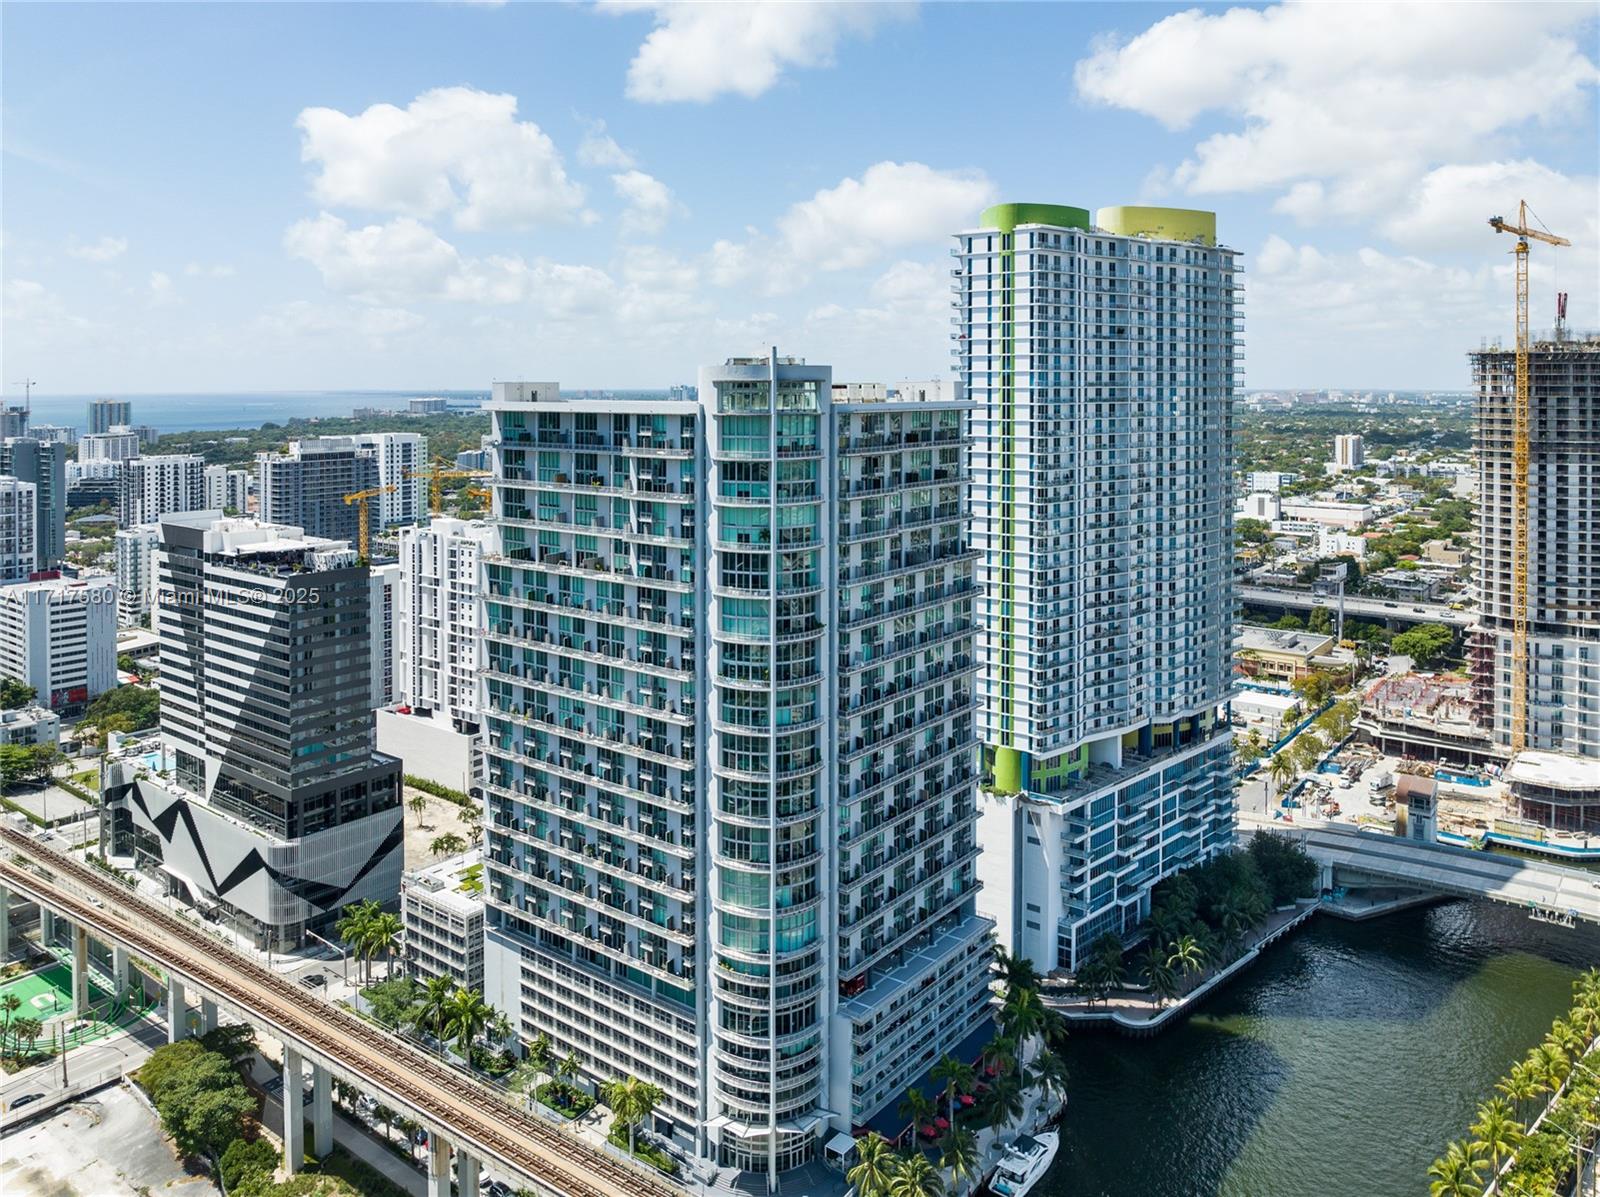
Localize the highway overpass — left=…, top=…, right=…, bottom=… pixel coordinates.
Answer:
left=1240, top=818, right=1600, bottom=925
left=0, top=828, right=684, bottom=1197
left=1238, top=586, right=1473, bottom=629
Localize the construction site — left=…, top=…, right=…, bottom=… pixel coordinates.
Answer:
left=1357, top=673, right=1501, bottom=768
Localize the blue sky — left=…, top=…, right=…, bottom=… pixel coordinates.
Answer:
left=4, top=1, right=1596, bottom=394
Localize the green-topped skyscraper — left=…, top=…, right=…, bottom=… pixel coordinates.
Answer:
left=956, top=203, right=1240, bottom=971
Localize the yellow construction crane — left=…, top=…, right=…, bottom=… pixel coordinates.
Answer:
left=404, top=459, right=491, bottom=514
left=1488, top=200, right=1570, bottom=754
left=342, top=485, right=395, bottom=560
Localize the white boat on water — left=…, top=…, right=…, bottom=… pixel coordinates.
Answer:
left=988, top=1131, right=1060, bottom=1197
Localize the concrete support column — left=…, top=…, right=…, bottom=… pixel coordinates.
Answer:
left=282, top=1047, right=305, bottom=1175
left=457, top=1149, right=480, bottom=1196
left=112, top=946, right=132, bottom=995
left=426, top=1132, right=451, bottom=1197
left=0, top=883, right=10, bottom=958
left=200, top=997, right=218, bottom=1036
left=311, top=1063, right=334, bottom=1159
left=71, top=925, right=90, bottom=1018
left=166, top=976, right=186, bottom=1044
left=41, top=907, right=56, bottom=946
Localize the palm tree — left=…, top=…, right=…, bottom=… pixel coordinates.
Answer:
left=601, top=1075, right=664, bottom=1156
left=1496, top=1062, right=1540, bottom=1124
left=408, top=793, right=428, bottom=827
left=1211, top=900, right=1248, bottom=961
left=490, top=1010, right=514, bottom=1050
left=847, top=1133, right=899, bottom=1197
left=981, top=1074, right=1025, bottom=1134
left=524, top=1032, right=553, bottom=1105
left=367, top=911, right=402, bottom=980
left=558, top=1050, right=582, bottom=1098
left=993, top=945, right=1039, bottom=992
left=1028, top=1052, right=1070, bottom=1109
left=1167, top=934, right=1206, bottom=985
left=938, top=1128, right=981, bottom=1197
left=0, top=993, right=20, bottom=1052
left=1426, top=1139, right=1485, bottom=1197
left=1469, top=1096, right=1522, bottom=1179
left=1267, top=752, right=1296, bottom=806
left=1139, top=944, right=1180, bottom=1007
left=999, top=986, right=1047, bottom=1057
left=1530, top=1041, right=1569, bottom=1093
left=444, top=986, right=493, bottom=1058
left=930, top=1055, right=975, bottom=1126
left=12, top=1016, right=41, bottom=1056
left=889, top=1150, right=945, bottom=1197
left=335, top=900, right=382, bottom=984
left=898, top=1087, right=935, bottom=1137
left=978, top=1035, right=1016, bottom=1079
left=373, top=1103, right=398, bottom=1147
left=430, top=832, right=467, bottom=859
left=416, top=974, right=454, bottom=1042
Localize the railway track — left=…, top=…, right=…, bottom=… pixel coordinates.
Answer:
left=0, top=828, right=683, bottom=1197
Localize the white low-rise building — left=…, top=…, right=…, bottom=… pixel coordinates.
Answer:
left=401, top=849, right=485, bottom=993
left=1279, top=499, right=1374, bottom=530
left=0, top=704, right=61, bottom=747
left=0, top=575, right=117, bottom=713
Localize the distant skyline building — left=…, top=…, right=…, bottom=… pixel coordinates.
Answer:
left=66, top=459, right=122, bottom=511
left=369, top=560, right=399, bottom=709
left=955, top=203, right=1239, bottom=971
left=1332, top=433, right=1365, bottom=473
left=395, top=516, right=492, bottom=732
left=479, top=366, right=992, bottom=1180
left=204, top=464, right=251, bottom=514
left=79, top=426, right=141, bottom=463
left=1470, top=333, right=1600, bottom=763
left=257, top=437, right=379, bottom=544
left=0, top=575, right=116, bottom=713
left=119, top=454, right=207, bottom=527
left=115, top=523, right=161, bottom=626
left=0, top=438, right=67, bottom=568
left=27, top=425, right=77, bottom=446
left=0, top=476, right=38, bottom=582
left=88, top=398, right=132, bottom=436
left=1, top=406, right=29, bottom=440
left=352, top=432, right=429, bottom=528
left=101, top=514, right=403, bottom=948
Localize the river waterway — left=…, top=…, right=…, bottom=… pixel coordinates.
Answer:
left=1048, top=900, right=1600, bottom=1197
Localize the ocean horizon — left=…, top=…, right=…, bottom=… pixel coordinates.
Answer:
left=14, top=390, right=492, bottom=434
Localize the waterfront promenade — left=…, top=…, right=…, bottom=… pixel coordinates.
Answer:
left=1040, top=901, right=1320, bottom=1034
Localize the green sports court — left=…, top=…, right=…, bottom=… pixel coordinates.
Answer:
left=0, top=957, right=155, bottom=1052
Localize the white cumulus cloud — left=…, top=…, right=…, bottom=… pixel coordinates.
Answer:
left=1074, top=2, right=1599, bottom=218
left=257, top=301, right=426, bottom=347
left=296, top=86, right=588, bottom=231
left=612, top=169, right=684, bottom=235
left=602, top=1, right=915, bottom=103
left=711, top=161, right=995, bottom=291
left=67, top=235, right=128, bottom=262
left=577, top=120, right=635, bottom=169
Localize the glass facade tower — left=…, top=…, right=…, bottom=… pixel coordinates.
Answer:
left=480, top=364, right=992, bottom=1185
left=957, top=204, right=1240, bottom=972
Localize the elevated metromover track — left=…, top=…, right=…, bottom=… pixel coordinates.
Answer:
left=0, top=827, right=683, bottom=1197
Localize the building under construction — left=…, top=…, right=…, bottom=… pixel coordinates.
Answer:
left=1469, top=330, right=1600, bottom=759
left=1359, top=673, right=1499, bottom=767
